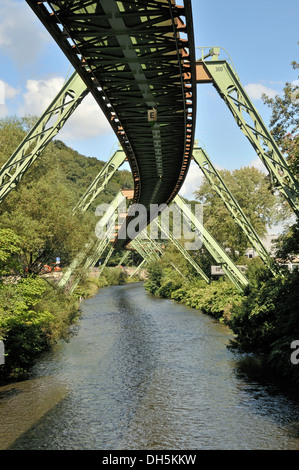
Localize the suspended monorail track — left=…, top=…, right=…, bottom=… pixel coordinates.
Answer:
left=26, top=0, right=197, bottom=248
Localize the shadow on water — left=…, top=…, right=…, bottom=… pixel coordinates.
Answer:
left=1, top=283, right=299, bottom=450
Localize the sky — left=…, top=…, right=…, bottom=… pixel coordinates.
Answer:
left=0, top=0, right=298, bottom=204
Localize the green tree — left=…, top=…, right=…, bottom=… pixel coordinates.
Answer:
left=0, top=228, right=21, bottom=277
left=262, top=49, right=299, bottom=259
left=195, top=166, right=280, bottom=259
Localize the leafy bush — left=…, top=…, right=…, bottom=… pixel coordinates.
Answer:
left=0, top=277, right=78, bottom=375
left=228, top=270, right=299, bottom=383
left=144, top=261, right=163, bottom=295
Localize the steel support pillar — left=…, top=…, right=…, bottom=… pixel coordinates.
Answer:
left=193, top=145, right=280, bottom=276
left=174, top=194, right=249, bottom=292
left=98, top=245, right=114, bottom=276
left=196, top=48, right=299, bottom=215
left=139, top=228, right=187, bottom=280
left=117, top=251, right=131, bottom=268
left=154, top=217, right=210, bottom=283
left=0, top=71, right=88, bottom=204
left=69, top=237, right=111, bottom=294
left=73, top=148, right=126, bottom=213
left=129, top=259, right=147, bottom=278
left=59, top=190, right=126, bottom=291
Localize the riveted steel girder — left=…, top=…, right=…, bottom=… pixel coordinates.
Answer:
left=26, top=0, right=197, bottom=250
left=73, top=148, right=126, bottom=213
left=193, top=145, right=280, bottom=277
left=196, top=54, right=299, bottom=215
left=174, top=194, right=249, bottom=292
left=0, top=71, right=88, bottom=204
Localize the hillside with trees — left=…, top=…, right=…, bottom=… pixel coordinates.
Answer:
left=0, top=115, right=133, bottom=376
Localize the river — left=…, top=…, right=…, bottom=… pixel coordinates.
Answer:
left=0, top=283, right=299, bottom=450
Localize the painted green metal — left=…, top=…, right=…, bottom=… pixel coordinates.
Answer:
left=129, top=259, right=147, bottom=279
left=193, top=144, right=280, bottom=276
left=0, top=71, right=88, bottom=204
left=69, top=236, right=111, bottom=294
left=73, top=148, right=126, bottom=213
left=98, top=245, right=114, bottom=276
left=174, top=194, right=249, bottom=292
left=154, top=217, right=210, bottom=283
left=139, top=228, right=187, bottom=280
left=196, top=48, right=299, bottom=215
left=59, top=190, right=126, bottom=290
left=117, top=251, right=131, bottom=268
left=131, top=237, right=158, bottom=263
left=58, top=237, right=96, bottom=290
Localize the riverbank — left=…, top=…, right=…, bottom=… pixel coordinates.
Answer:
left=2, top=283, right=299, bottom=450
left=0, top=266, right=141, bottom=380
left=144, top=260, right=299, bottom=386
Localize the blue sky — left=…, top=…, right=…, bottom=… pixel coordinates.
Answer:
left=0, top=0, right=298, bottom=201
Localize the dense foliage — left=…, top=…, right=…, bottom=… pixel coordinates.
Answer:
left=144, top=54, right=299, bottom=384
left=0, top=116, right=133, bottom=272
left=195, top=166, right=281, bottom=260
left=0, top=116, right=134, bottom=377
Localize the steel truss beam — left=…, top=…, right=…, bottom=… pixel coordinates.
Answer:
left=73, top=147, right=126, bottom=213
left=74, top=148, right=211, bottom=281
left=98, top=245, right=115, bottom=276
left=154, top=217, right=210, bottom=284
left=137, top=228, right=187, bottom=280
left=59, top=190, right=126, bottom=291
left=129, top=259, right=147, bottom=279
left=26, top=0, right=197, bottom=251
left=117, top=251, right=131, bottom=268
left=193, top=145, right=280, bottom=276
left=69, top=236, right=111, bottom=294
left=0, top=72, right=88, bottom=204
left=196, top=48, right=299, bottom=215
left=174, top=194, right=249, bottom=292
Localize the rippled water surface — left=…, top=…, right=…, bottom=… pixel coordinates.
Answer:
left=1, top=283, right=299, bottom=450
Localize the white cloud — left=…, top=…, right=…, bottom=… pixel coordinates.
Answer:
left=180, top=160, right=203, bottom=200
left=249, top=156, right=267, bottom=173
left=20, top=76, right=111, bottom=141
left=0, top=80, right=19, bottom=116
left=0, top=0, right=49, bottom=65
left=245, top=83, right=278, bottom=101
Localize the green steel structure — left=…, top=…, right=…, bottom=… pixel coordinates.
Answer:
left=26, top=0, right=197, bottom=250
left=58, top=190, right=126, bottom=290
left=0, top=71, right=88, bottom=204
left=73, top=147, right=126, bottom=214
left=196, top=47, right=299, bottom=215
left=192, top=144, right=280, bottom=276
left=136, top=228, right=187, bottom=280
left=129, top=259, right=147, bottom=279
left=72, top=143, right=212, bottom=284
left=154, top=216, right=210, bottom=283
left=2, top=4, right=297, bottom=293
left=174, top=195, right=249, bottom=292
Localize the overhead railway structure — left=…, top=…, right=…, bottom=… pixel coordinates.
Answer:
left=0, top=3, right=298, bottom=291
left=26, top=0, right=197, bottom=249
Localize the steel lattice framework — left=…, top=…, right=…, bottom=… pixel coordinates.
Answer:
left=26, top=0, right=197, bottom=249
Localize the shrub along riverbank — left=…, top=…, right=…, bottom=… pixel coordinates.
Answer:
left=0, top=264, right=139, bottom=379
left=144, top=255, right=299, bottom=385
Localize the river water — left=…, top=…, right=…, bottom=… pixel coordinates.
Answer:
left=0, top=283, right=299, bottom=450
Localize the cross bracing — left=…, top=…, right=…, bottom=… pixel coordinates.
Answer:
left=26, top=0, right=197, bottom=249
